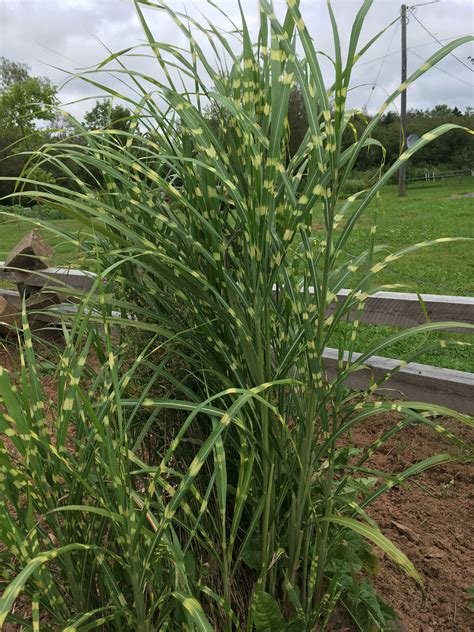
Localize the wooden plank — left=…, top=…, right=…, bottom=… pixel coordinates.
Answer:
left=326, top=289, right=474, bottom=333
left=271, top=285, right=474, bottom=333
left=0, top=289, right=20, bottom=301
left=1, top=267, right=471, bottom=331
left=323, top=347, right=474, bottom=415
left=13, top=268, right=96, bottom=291
left=0, top=261, right=96, bottom=291
left=0, top=288, right=62, bottom=308
left=0, top=292, right=120, bottom=327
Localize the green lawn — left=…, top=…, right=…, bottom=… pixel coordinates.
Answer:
left=345, top=176, right=474, bottom=296
left=0, top=216, right=84, bottom=266
left=1, top=176, right=473, bottom=370
left=332, top=176, right=474, bottom=372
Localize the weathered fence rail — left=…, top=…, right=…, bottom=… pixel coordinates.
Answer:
left=406, top=168, right=473, bottom=183
left=1, top=258, right=473, bottom=415
left=325, top=288, right=474, bottom=332
left=0, top=263, right=95, bottom=291
left=323, top=349, right=473, bottom=415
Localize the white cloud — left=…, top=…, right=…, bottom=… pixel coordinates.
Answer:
left=1, top=0, right=473, bottom=120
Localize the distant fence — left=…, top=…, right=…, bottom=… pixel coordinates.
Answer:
left=406, top=168, right=473, bottom=184
left=1, top=261, right=473, bottom=415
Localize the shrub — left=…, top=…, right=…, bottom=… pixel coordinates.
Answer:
left=0, top=203, right=67, bottom=220
left=341, top=177, right=365, bottom=196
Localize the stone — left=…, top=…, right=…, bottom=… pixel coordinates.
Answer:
left=424, top=546, right=446, bottom=559
left=5, top=230, right=54, bottom=272
left=2, top=289, right=62, bottom=311
left=0, top=296, right=21, bottom=336
left=391, top=520, right=420, bottom=543
left=0, top=289, right=64, bottom=331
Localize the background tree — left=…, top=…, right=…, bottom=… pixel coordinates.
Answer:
left=0, top=58, right=58, bottom=200
left=0, top=58, right=30, bottom=90
left=0, top=57, right=57, bottom=136
left=340, top=104, right=474, bottom=179
left=83, top=100, right=132, bottom=132
left=287, top=84, right=309, bottom=156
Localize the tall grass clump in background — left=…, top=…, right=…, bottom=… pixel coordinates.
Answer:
left=1, top=0, right=473, bottom=629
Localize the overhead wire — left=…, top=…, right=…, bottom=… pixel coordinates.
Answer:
left=360, top=4, right=472, bottom=112
left=356, top=33, right=472, bottom=68
left=364, top=19, right=400, bottom=110
left=408, top=0, right=441, bottom=7
left=409, top=49, right=473, bottom=87
left=408, top=7, right=474, bottom=73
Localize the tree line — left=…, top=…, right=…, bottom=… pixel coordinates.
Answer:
left=0, top=58, right=131, bottom=202
left=286, top=87, right=473, bottom=181
left=1, top=57, right=472, bottom=203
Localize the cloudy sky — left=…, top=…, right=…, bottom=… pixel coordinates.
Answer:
left=1, top=0, right=473, bottom=121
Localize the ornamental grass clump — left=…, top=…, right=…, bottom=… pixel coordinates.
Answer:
left=0, top=306, right=281, bottom=631
left=0, top=0, right=473, bottom=629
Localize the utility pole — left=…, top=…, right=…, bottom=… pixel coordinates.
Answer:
left=399, top=4, right=408, bottom=197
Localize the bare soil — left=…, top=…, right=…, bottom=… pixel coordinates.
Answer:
left=350, top=413, right=473, bottom=632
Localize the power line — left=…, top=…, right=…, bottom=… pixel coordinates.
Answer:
left=409, top=49, right=473, bottom=87
left=365, top=19, right=400, bottom=110
left=357, top=33, right=473, bottom=68
left=409, top=8, right=474, bottom=73
left=409, top=0, right=440, bottom=7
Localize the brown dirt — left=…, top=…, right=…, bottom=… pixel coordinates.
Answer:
left=349, top=413, right=473, bottom=632
left=0, top=342, right=472, bottom=631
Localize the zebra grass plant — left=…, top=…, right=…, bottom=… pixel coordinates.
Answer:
left=0, top=0, right=473, bottom=629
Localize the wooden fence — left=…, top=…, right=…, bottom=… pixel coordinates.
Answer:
left=1, top=261, right=473, bottom=415
left=406, top=168, right=473, bottom=183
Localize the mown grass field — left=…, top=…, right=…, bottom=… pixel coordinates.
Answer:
left=1, top=176, right=473, bottom=370
left=346, top=176, right=474, bottom=296
left=335, top=176, right=474, bottom=371
left=0, top=216, right=83, bottom=266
